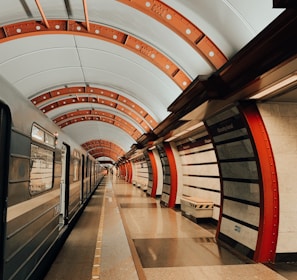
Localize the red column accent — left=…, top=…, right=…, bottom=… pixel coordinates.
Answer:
left=241, top=103, right=279, bottom=263
left=127, top=161, right=133, bottom=183
left=124, top=162, right=128, bottom=181
left=120, top=164, right=125, bottom=179
left=164, top=142, right=178, bottom=208
left=123, top=163, right=127, bottom=180
left=148, top=150, right=158, bottom=197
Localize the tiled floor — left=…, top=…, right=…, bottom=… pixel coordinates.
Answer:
left=104, top=176, right=289, bottom=280
left=45, top=175, right=297, bottom=280
left=44, top=179, right=106, bottom=280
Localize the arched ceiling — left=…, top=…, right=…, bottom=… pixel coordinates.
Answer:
left=0, top=0, right=283, bottom=162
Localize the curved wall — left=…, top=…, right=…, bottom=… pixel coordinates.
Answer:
left=176, top=131, right=221, bottom=220
left=205, top=102, right=279, bottom=262
left=257, top=102, right=297, bottom=261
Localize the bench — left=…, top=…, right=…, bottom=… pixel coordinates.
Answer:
left=180, top=196, right=214, bottom=218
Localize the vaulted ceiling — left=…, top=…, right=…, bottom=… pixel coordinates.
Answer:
left=0, top=0, right=283, bottom=162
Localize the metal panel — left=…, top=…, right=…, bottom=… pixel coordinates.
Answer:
left=7, top=181, right=30, bottom=206
left=10, top=130, right=30, bottom=156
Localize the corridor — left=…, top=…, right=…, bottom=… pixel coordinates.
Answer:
left=44, top=174, right=296, bottom=279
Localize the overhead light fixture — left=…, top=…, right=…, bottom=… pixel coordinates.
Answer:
left=249, top=73, right=297, bottom=99
left=148, top=145, right=156, bottom=150
left=165, top=132, right=185, bottom=142
left=186, top=121, right=204, bottom=131
left=165, top=121, right=204, bottom=142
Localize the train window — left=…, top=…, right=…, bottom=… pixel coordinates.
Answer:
left=31, top=124, right=55, bottom=147
left=29, top=144, right=54, bottom=194
left=29, top=124, right=55, bottom=195
left=73, top=150, right=80, bottom=182
left=32, top=125, right=44, bottom=142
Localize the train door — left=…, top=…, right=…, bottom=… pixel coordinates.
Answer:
left=90, top=160, right=93, bottom=192
left=86, top=156, right=90, bottom=194
left=60, top=143, right=70, bottom=228
left=81, top=154, right=85, bottom=203
left=0, top=102, right=11, bottom=278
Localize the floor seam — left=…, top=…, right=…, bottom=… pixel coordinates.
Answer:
left=91, top=185, right=107, bottom=279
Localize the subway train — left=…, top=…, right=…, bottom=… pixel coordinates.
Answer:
left=0, top=75, right=106, bottom=280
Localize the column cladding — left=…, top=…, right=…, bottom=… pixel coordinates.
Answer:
left=205, top=102, right=279, bottom=262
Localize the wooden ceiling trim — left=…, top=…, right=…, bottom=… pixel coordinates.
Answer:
left=0, top=20, right=190, bottom=89
left=82, top=140, right=125, bottom=154
left=57, top=114, right=139, bottom=139
left=41, top=99, right=151, bottom=132
left=118, top=0, right=227, bottom=70
left=81, top=139, right=125, bottom=160
left=91, top=151, right=120, bottom=161
left=31, top=86, right=158, bottom=129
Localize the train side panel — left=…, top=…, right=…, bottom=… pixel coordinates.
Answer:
left=0, top=76, right=106, bottom=280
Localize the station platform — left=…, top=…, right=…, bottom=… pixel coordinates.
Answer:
left=44, top=175, right=295, bottom=280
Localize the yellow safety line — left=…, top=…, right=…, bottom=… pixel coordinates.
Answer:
left=91, top=186, right=107, bottom=279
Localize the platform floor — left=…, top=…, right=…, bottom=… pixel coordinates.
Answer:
left=44, top=175, right=297, bottom=280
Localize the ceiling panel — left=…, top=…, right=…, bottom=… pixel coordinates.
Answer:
left=0, top=48, right=80, bottom=84
left=63, top=121, right=133, bottom=151
left=162, top=0, right=283, bottom=54
left=82, top=67, right=172, bottom=120
left=0, top=35, right=77, bottom=62
left=14, top=67, right=85, bottom=98
left=0, top=0, right=284, bottom=159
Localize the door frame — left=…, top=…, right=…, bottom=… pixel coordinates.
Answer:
left=60, top=143, right=70, bottom=227
left=0, top=102, right=11, bottom=278
left=81, top=154, right=85, bottom=203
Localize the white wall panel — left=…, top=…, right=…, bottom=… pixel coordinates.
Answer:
left=182, top=164, right=219, bottom=177
left=176, top=131, right=221, bottom=221
left=220, top=218, right=258, bottom=251
left=258, top=102, right=297, bottom=254
left=223, top=200, right=259, bottom=227
left=180, top=150, right=217, bottom=164
left=182, top=176, right=220, bottom=191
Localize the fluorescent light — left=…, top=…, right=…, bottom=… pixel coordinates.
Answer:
left=165, top=136, right=176, bottom=142
left=148, top=145, right=156, bottom=150
left=165, top=131, right=187, bottom=142
left=186, top=121, right=204, bottom=131
left=165, top=121, right=204, bottom=142
left=250, top=74, right=297, bottom=99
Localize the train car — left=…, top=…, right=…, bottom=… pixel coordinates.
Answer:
left=0, top=75, right=106, bottom=280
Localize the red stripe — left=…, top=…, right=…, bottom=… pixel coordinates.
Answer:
left=148, top=151, right=158, bottom=197
left=128, top=161, right=133, bottom=183
left=241, top=103, right=279, bottom=262
left=164, top=143, right=178, bottom=208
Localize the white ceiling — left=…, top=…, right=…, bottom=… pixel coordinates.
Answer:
left=0, top=0, right=284, bottom=161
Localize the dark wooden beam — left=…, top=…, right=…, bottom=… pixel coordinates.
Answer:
left=168, top=9, right=297, bottom=115
left=122, top=9, right=297, bottom=161
left=217, top=9, right=297, bottom=98
left=273, top=0, right=297, bottom=8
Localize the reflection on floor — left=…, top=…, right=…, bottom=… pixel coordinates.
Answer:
left=99, top=175, right=289, bottom=280
left=267, top=262, right=297, bottom=280
left=134, top=237, right=243, bottom=268
left=44, top=175, right=297, bottom=279
left=120, top=203, right=158, bottom=208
